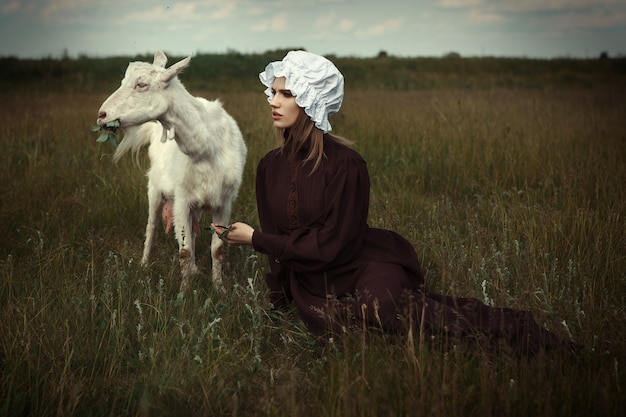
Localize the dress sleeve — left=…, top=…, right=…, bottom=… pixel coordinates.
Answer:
left=253, top=150, right=370, bottom=275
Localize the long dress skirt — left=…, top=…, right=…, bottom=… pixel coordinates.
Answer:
left=288, top=261, right=580, bottom=355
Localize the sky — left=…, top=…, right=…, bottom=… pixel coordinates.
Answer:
left=1, top=0, right=625, bottom=59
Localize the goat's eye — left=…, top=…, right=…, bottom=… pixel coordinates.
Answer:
left=136, top=82, right=148, bottom=89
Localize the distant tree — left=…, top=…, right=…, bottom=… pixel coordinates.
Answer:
left=377, top=50, right=389, bottom=58
left=599, top=51, right=609, bottom=60
left=443, top=51, right=461, bottom=59
left=263, top=47, right=307, bottom=55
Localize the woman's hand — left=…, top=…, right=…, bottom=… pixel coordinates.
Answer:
left=212, top=222, right=255, bottom=246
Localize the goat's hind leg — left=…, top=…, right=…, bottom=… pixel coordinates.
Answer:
left=141, top=186, right=164, bottom=267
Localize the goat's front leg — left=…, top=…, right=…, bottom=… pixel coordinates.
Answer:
left=141, top=185, right=164, bottom=267
left=173, top=198, right=197, bottom=290
left=210, top=210, right=229, bottom=294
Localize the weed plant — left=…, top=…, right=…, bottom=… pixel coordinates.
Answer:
left=0, top=70, right=624, bottom=416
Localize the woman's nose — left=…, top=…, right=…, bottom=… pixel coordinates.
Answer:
left=269, top=95, right=279, bottom=107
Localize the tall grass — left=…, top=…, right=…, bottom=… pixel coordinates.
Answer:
left=0, top=81, right=624, bottom=416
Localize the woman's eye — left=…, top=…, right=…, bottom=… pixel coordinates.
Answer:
left=270, top=88, right=293, bottom=98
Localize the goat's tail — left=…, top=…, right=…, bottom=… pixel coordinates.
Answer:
left=112, top=121, right=161, bottom=164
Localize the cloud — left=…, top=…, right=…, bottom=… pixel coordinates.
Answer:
left=210, top=2, right=236, bottom=19
left=355, top=18, right=404, bottom=37
left=1, top=0, right=624, bottom=59
left=24, top=0, right=238, bottom=25
left=552, top=9, right=626, bottom=30
left=496, top=0, right=623, bottom=12
left=490, top=0, right=626, bottom=31
left=435, top=0, right=625, bottom=18
left=468, top=9, right=503, bottom=22
left=0, top=0, right=20, bottom=14
left=121, top=3, right=201, bottom=23
left=39, top=0, right=91, bottom=17
left=314, top=12, right=356, bottom=33
left=0, top=0, right=92, bottom=19
left=436, top=0, right=484, bottom=8
left=338, top=18, right=356, bottom=32
left=314, top=12, right=336, bottom=30
left=250, top=12, right=288, bottom=32
left=114, top=1, right=238, bottom=25
left=435, top=0, right=626, bottom=30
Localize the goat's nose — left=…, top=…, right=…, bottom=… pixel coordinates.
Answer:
left=98, top=110, right=106, bottom=120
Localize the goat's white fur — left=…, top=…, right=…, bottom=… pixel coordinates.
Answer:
left=96, top=51, right=247, bottom=292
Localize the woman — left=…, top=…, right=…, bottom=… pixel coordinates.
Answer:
left=217, top=50, right=579, bottom=354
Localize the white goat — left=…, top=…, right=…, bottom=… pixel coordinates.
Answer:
left=96, top=51, right=247, bottom=292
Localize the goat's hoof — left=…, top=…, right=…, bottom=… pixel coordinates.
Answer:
left=179, top=252, right=198, bottom=278
left=179, top=248, right=192, bottom=260
left=180, top=265, right=199, bottom=277
left=212, top=279, right=227, bottom=294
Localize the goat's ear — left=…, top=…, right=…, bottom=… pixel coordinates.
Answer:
left=153, top=51, right=168, bottom=68
left=161, top=55, right=191, bottom=83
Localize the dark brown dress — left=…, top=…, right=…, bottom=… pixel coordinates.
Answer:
left=251, top=136, right=578, bottom=354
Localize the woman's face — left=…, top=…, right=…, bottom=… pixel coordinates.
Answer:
left=269, top=76, right=302, bottom=129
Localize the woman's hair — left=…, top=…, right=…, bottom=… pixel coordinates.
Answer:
left=276, top=109, right=353, bottom=173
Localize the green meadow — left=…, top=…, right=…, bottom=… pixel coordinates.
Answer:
left=0, top=53, right=625, bottom=416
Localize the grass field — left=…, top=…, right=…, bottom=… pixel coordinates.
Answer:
left=0, top=56, right=625, bottom=416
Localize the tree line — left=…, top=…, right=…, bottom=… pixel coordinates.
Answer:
left=1, top=48, right=624, bottom=93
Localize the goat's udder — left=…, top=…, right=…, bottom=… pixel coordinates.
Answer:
left=161, top=199, right=201, bottom=235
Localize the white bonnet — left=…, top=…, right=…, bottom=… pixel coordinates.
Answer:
left=259, top=50, right=344, bottom=133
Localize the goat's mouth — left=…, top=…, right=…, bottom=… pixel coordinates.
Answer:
left=97, top=117, right=120, bottom=127
left=96, top=109, right=121, bottom=127
left=92, top=119, right=121, bottom=148
left=97, top=119, right=121, bottom=132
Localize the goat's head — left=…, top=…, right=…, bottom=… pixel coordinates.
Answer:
left=96, top=51, right=191, bottom=127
